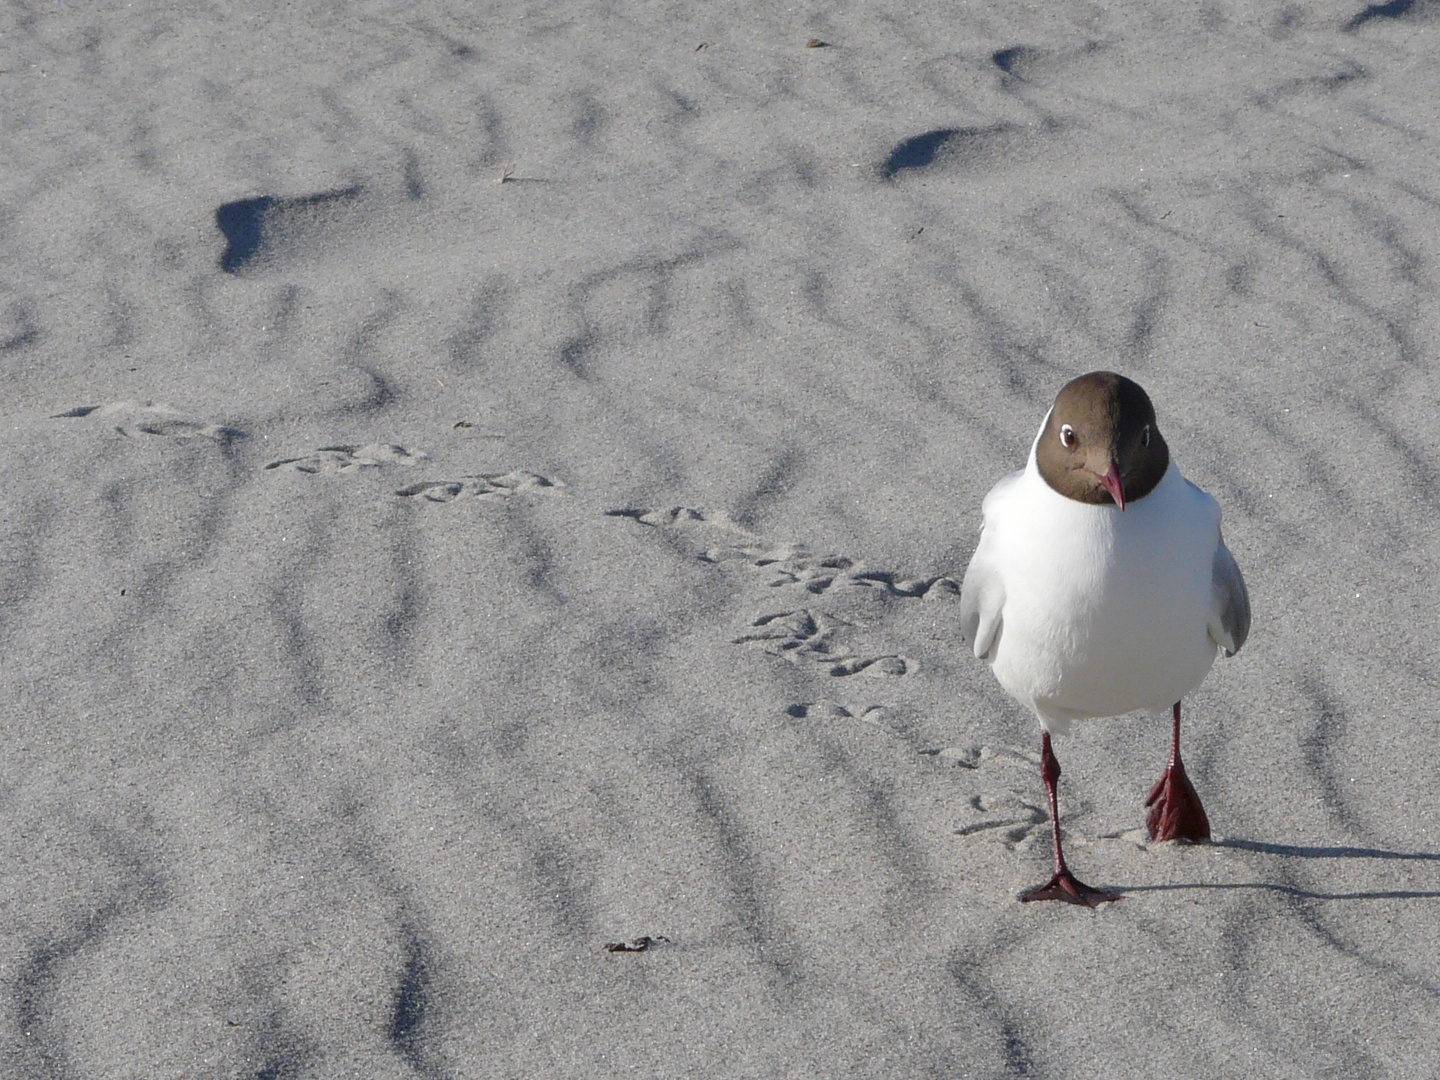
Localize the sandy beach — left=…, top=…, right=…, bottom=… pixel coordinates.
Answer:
left=3, top=1, right=1439, bottom=1076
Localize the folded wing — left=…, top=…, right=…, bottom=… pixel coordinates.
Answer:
left=1208, top=539, right=1250, bottom=657
left=961, top=529, right=1006, bottom=661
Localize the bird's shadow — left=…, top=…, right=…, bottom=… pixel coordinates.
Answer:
left=1119, top=837, right=1440, bottom=901
left=1212, top=838, right=1440, bottom=862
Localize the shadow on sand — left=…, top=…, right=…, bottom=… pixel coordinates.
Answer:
left=1119, top=837, right=1440, bottom=900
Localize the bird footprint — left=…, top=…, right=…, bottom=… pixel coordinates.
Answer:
left=265, top=443, right=427, bottom=473
left=611, top=506, right=941, bottom=698
left=953, top=793, right=1051, bottom=848
left=52, top=401, right=246, bottom=443
left=732, top=609, right=842, bottom=653
left=734, top=610, right=913, bottom=678
left=608, top=506, right=959, bottom=599
left=397, top=470, right=561, bottom=501
left=927, top=745, right=1070, bottom=850
left=605, top=506, right=755, bottom=535
left=784, top=701, right=888, bottom=725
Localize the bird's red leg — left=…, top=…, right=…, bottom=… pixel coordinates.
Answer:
left=1145, top=702, right=1211, bottom=842
left=1019, top=732, right=1122, bottom=907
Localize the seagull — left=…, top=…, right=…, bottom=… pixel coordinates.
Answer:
left=959, top=372, right=1250, bottom=907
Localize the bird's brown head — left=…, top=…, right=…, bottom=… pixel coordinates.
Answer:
left=1035, top=371, right=1169, bottom=510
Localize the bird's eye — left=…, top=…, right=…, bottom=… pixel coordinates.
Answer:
left=1059, top=424, right=1077, bottom=448
left=1142, top=424, right=1151, bottom=447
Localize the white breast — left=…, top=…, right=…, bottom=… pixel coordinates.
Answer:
left=978, top=460, right=1221, bottom=732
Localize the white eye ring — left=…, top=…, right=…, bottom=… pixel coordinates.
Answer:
left=1059, top=424, right=1077, bottom=448
left=1142, top=424, right=1151, bottom=447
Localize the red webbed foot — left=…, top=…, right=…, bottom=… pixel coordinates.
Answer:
left=1019, top=870, right=1122, bottom=907
left=1146, top=702, right=1211, bottom=843
left=1145, top=755, right=1210, bottom=842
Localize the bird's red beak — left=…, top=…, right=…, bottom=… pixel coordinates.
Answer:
left=1101, top=461, right=1126, bottom=511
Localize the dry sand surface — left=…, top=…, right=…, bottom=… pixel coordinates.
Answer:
left=3, top=1, right=1440, bottom=1076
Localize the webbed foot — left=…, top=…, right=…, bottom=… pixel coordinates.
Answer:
left=1019, top=870, right=1122, bottom=907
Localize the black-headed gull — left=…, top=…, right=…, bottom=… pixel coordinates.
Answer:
left=960, top=372, right=1250, bottom=906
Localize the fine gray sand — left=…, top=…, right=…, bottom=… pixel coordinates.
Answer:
left=4, top=2, right=1440, bottom=1077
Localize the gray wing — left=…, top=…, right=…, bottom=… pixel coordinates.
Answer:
left=1208, top=540, right=1250, bottom=657
left=959, top=531, right=1005, bottom=661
